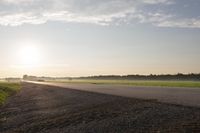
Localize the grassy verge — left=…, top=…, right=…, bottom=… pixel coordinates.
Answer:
left=48, top=79, right=200, bottom=88
left=0, top=82, right=21, bottom=105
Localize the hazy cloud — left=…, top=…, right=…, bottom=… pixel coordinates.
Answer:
left=142, top=0, right=174, bottom=4
left=0, top=0, right=199, bottom=28
left=136, top=12, right=200, bottom=28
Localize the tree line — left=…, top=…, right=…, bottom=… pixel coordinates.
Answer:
left=22, top=73, right=200, bottom=81
left=77, top=73, right=200, bottom=81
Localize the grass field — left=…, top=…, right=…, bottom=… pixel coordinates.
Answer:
left=49, top=79, right=200, bottom=88
left=0, top=82, right=21, bottom=105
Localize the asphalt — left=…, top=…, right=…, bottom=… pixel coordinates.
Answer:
left=1, top=82, right=200, bottom=133
left=30, top=81, right=200, bottom=107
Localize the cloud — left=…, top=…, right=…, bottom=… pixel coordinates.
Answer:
left=157, top=18, right=200, bottom=28
left=135, top=12, right=200, bottom=28
left=141, top=0, right=174, bottom=4
left=0, top=0, right=199, bottom=28
left=0, top=13, right=46, bottom=26
left=0, top=0, right=138, bottom=26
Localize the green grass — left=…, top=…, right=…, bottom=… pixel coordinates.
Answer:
left=0, top=82, right=21, bottom=105
left=49, top=79, right=200, bottom=88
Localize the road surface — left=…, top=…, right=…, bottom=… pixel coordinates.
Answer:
left=31, top=81, right=200, bottom=107
left=1, top=82, right=200, bottom=133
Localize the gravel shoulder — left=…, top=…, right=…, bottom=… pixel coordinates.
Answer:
left=1, top=82, right=200, bottom=133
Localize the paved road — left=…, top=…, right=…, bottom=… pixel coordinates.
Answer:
left=30, top=81, right=200, bottom=107
left=1, top=82, right=200, bottom=133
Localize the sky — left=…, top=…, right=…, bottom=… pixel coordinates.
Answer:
left=0, top=0, right=200, bottom=77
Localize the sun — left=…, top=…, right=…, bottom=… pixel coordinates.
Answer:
left=19, top=45, right=40, bottom=67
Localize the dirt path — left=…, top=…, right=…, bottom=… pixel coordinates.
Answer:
left=1, top=82, right=200, bottom=133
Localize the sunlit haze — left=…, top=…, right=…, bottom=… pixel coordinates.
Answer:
left=18, top=45, right=40, bottom=67
left=0, top=0, right=200, bottom=78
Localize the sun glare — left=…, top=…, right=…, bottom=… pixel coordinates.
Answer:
left=19, top=45, right=40, bottom=67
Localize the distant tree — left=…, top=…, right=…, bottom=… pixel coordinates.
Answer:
left=23, top=75, right=28, bottom=80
